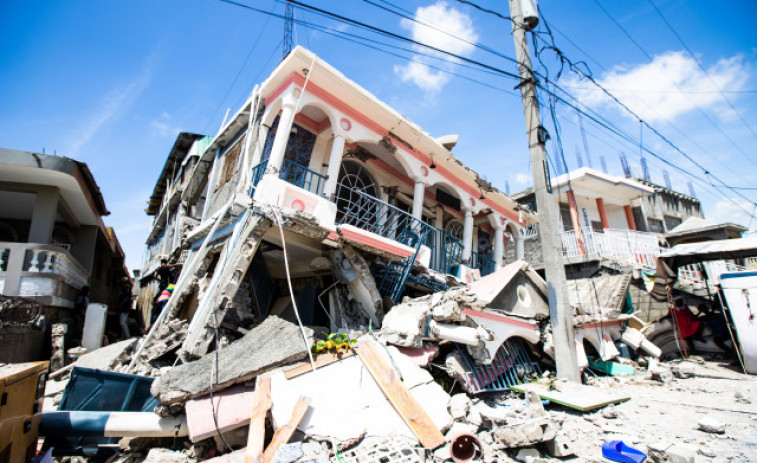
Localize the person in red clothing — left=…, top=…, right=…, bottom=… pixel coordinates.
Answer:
left=669, top=296, right=700, bottom=353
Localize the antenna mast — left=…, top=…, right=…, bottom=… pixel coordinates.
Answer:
left=283, top=0, right=294, bottom=58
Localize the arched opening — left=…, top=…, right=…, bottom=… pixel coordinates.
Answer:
left=334, top=160, right=381, bottom=226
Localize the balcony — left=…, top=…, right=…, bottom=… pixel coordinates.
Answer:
left=560, top=227, right=661, bottom=270
left=0, top=243, right=90, bottom=307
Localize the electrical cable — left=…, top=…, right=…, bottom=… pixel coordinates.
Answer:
left=271, top=208, right=317, bottom=371
left=646, top=0, right=757, bottom=144
left=215, top=0, right=757, bottom=219
left=588, top=0, right=757, bottom=169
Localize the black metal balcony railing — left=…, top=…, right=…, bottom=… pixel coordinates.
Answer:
left=280, top=158, right=327, bottom=196
left=335, top=189, right=431, bottom=242
left=249, top=159, right=269, bottom=193
left=248, top=158, right=327, bottom=197
left=426, top=228, right=464, bottom=275
left=471, top=250, right=495, bottom=277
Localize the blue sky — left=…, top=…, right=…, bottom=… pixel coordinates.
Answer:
left=2, top=0, right=756, bottom=271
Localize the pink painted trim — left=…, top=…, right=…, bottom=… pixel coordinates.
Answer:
left=337, top=226, right=413, bottom=258
left=294, top=113, right=331, bottom=134
left=264, top=72, right=521, bottom=223
left=462, top=309, right=535, bottom=329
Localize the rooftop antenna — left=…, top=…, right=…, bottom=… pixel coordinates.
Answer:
left=663, top=169, right=672, bottom=189
left=576, top=108, right=593, bottom=168
left=619, top=152, right=631, bottom=178
left=640, top=156, right=650, bottom=182
left=283, top=0, right=294, bottom=58
left=575, top=146, right=583, bottom=168
left=687, top=181, right=697, bottom=198
left=600, top=155, right=608, bottom=174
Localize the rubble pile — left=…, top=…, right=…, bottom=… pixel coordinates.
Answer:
left=34, top=229, right=756, bottom=463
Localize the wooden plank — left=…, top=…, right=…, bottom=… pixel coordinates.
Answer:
left=510, top=381, right=630, bottom=412
left=283, top=351, right=355, bottom=380
left=261, top=396, right=311, bottom=463
left=355, top=340, right=445, bottom=450
left=245, top=375, right=272, bottom=463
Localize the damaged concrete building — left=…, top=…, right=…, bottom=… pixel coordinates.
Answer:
left=135, top=46, right=536, bottom=360
left=0, top=148, right=130, bottom=362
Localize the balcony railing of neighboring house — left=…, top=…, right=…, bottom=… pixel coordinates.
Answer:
left=426, top=228, right=464, bottom=275
left=523, top=224, right=539, bottom=240
left=279, top=159, right=327, bottom=196
left=559, top=227, right=661, bottom=270
left=678, top=260, right=755, bottom=291
left=0, top=243, right=90, bottom=298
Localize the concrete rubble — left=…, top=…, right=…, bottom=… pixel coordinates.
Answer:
left=32, top=242, right=757, bottom=463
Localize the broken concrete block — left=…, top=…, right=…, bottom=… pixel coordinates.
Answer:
left=151, top=316, right=311, bottom=405
left=672, top=361, right=696, bottom=379
left=665, top=443, right=698, bottom=463
left=380, top=304, right=428, bottom=348
left=445, top=422, right=479, bottom=442
left=543, top=435, right=575, bottom=458
left=650, top=368, right=673, bottom=384
left=143, top=448, right=189, bottom=463
left=431, top=300, right=462, bottom=321
left=697, top=417, right=725, bottom=434
left=515, top=448, right=541, bottom=463
left=647, top=441, right=672, bottom=463
left=473, top=402, right=511, bottom=426
left=466, top=404, right=483, bottom=428
left=448, top=393, right=472, bottom=421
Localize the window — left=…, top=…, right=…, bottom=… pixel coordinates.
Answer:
left=216, top=135, right=245, bottom=190
left=436, top=188, right=461, bottom=212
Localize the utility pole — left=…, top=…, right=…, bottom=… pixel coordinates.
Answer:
left=507, top=0, right=579, bottom=381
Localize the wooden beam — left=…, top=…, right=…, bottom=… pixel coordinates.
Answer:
left=261, top=396, right=311, bottom=463
left=245, top=375, right=272, bottom=463
left=283, top=351, right=355, bottom=380
left=355, top=340, right=445, bottom=449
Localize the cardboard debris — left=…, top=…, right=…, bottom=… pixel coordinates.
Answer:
left=510, top=381, right=630, bottom=411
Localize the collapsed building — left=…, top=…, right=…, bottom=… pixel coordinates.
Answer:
left=28, top=46, right=751, bottom=463
left=135, top=46, right=536, bottom=361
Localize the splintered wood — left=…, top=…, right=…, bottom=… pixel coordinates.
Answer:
left=261, top=395, right=311, bottom=463
left=245, top=375, right=271, bottom=463
left=355, top=340, right=445, bottom=450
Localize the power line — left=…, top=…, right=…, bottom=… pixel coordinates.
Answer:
left=213, top=0, right=757, bottom=218
left=646, top=0, right=757, bottom=143
left=589, top=0, right=757, bottom=169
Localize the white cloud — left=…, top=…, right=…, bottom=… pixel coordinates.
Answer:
left=67, top=52, right=155, bottom=157
left=151, top=112, right=181, bottom=138
left=394, top=1, right=477, bottom=95
left=514, top=172, right=531, bottom=186
left=566, top=51, right=749, bottom=123
left=705, top=197, right=755, bottom=230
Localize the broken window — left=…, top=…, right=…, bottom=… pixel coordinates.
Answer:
left=216, top=135, right=245, bottom=191
left=436, top=188, right=460, bottom=212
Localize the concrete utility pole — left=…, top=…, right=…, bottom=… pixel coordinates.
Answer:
left=507, top=0, right=580, bottom=381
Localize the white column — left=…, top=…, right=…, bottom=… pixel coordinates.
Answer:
left=515, top=228, right=525, bottom=260
left=493, top=226, right=504, bottom=269
left=322, top=134, right=346, bottom=199
left=462, top=208, right=474, bottom=263
left=250, top=124, right=270, bottom=167
left=412, top=180, right=425, bottom=219
left=266, top=100, right=297, bottom=172
left=29, top=187, right=59, bottom=244
left=434, top=206, right=444, bottom=229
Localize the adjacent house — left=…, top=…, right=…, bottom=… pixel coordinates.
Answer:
left=0, top=148, right=129, bottom=360
left=509, top=167, right=658, bottom=275
left=135, top=46, right=535, bottom=357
